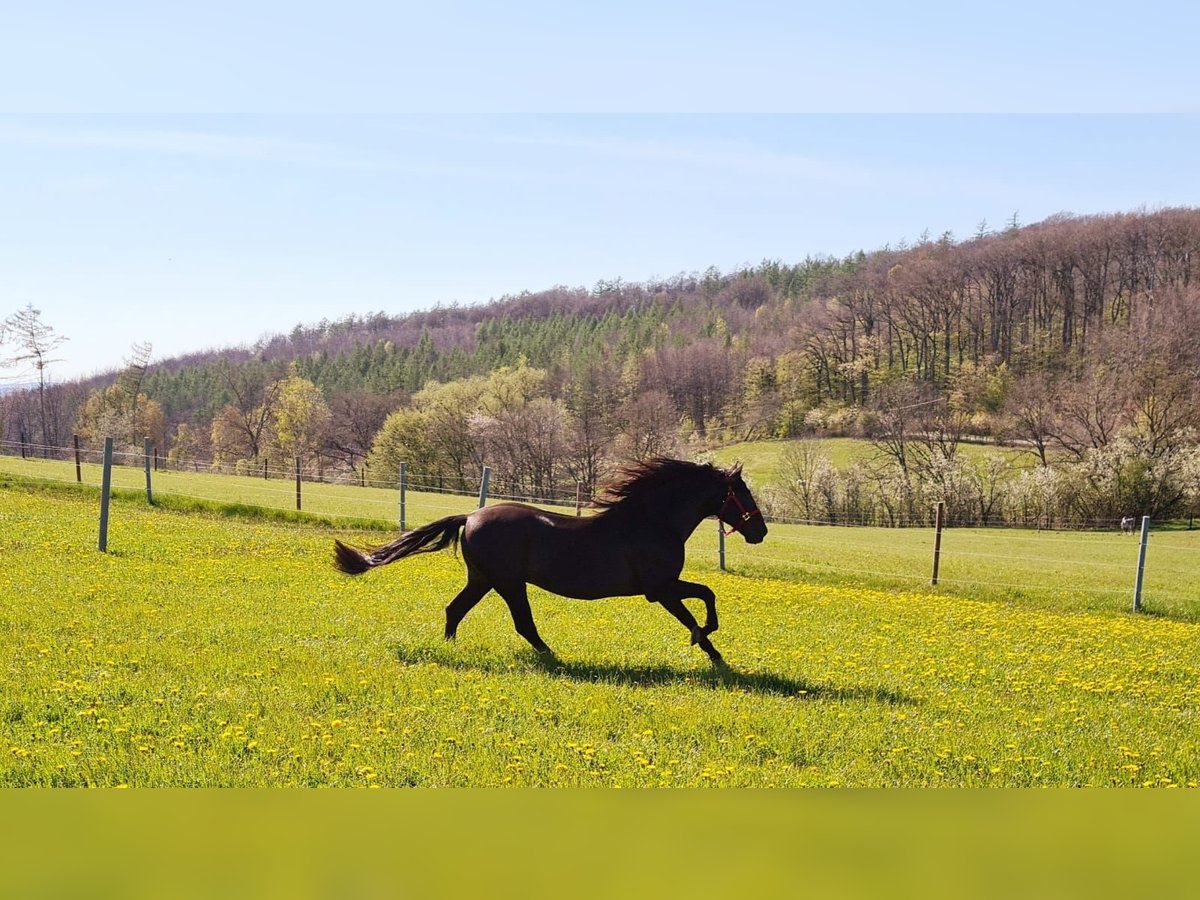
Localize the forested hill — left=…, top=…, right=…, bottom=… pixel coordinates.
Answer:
left=7, top=206, right=1200, bottom=524
left=134, top=207, right=1199, bottom=426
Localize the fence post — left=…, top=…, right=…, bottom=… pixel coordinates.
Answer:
left=143, top=437, right=153, bottom=505
left=295, top=457, right=302, bottom=511
left=73, top=434, right=82, bottom=483
left=399, top=462, right=407, bottom=530
left=98, top=437, right=113, bottom=553
left=718, top=518, right=726, bottom=571
left=931, top=501, right=945, bottom=586
left=575, top=483, right=583, bottom=517
left=478, top=466, right=491, bottom=508
left=1133, top=515, right=1150, bottom=612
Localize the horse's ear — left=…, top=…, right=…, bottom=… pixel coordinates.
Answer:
left=727, top=461, right=744, bottom=479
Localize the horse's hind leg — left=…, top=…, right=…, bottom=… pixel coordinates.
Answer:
left=445, top=574, right=490, bottom=641
left=495, top=583, right=553, bottom=656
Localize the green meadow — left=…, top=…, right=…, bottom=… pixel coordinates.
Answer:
left=3, top=471, right=1199, bottom=787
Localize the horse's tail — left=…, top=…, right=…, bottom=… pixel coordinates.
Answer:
left=333, top=514, right=468, bottom=576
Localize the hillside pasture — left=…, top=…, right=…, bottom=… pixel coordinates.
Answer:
left=709, top=437, right=1037, bottom=483
left=3, top=483, right=1199, bottom=787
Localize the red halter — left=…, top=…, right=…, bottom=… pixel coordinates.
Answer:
left=719, top=480, right=761, bottom=536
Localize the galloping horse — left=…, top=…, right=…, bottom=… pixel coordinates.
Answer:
left=333, top=458, right=767, bottom=665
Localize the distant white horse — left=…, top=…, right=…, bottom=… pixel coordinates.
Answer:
left=1120, top=515, right=1136, bottom=535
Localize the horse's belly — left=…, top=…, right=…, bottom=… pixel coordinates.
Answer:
left=525, top=532, right=640, bottom=599
left=526, top=561, right=636, bottom=600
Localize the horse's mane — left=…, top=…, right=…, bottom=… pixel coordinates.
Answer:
left=591, top=457, right=735, bottom=511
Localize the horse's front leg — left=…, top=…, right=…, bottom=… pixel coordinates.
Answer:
left=648, top=585, right=724, bottom=667
left=675, top=580, right=719, bottom=636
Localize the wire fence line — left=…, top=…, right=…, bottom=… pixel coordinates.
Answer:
left=0, top=437, right=1159, bottom=530
left=748, top=520, right=1155, bottom=591
left=3, top=438, right=1197, bottom=616
left=0, top=437, right=583, bottom=508
left=0, top=437, right=1185, bottom=538
left=0, top=438, right=585, bottom=503
left=934, top=548, right=1133, bottom=569
left=1139, top=540, right=1200, bottom=555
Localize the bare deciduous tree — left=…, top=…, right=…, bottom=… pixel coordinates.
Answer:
left=2, top=305, right=67, bottom=453
left=1003, top=374, right=1057, bottom=466
left=213, top=360, right=286, bottom=461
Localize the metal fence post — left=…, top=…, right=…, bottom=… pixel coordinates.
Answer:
left=1133, top=515, right=1150, bottom=612
left=399, top=462, right=407, bottom=530
left=98, top=437, right=113, bottom=552
left=931, top=501, right=945, bottom=586
left=478, top=466, right=491, bottom=508
left=144, top=437, right=153, bottom=504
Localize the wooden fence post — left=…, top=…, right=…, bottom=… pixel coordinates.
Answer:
left=478, top=466, right=491, bottom=508
left=399, top=462, right=407, bottom=530
left=143, top=437, right=153, bottom=504
left=718, top=518, right=726, bottom=571
left=931, top=501, right=945, bottom=586
left=1133, top=515, right=1150, bottom=612
left=575, top=483, right=583, bottom=517
left=98, top=437, right=113, bottom=553
left=295, top=457, right=302, bottom=511
left=73, top=434, right=82, bottom=483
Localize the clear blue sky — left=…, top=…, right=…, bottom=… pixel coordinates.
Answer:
left=2, top=3, right=1198, bottom=380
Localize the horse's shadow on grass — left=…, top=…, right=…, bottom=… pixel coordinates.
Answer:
left=391, top=644, right=918, bottom=706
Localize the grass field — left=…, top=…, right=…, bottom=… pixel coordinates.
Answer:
left=4, top=479, right=1200, bottom=787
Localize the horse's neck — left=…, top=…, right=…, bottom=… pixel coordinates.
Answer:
left=631, top=483, right=720, bottom=541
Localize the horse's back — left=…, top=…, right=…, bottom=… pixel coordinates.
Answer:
left=462, top=503, right=642, bottom=599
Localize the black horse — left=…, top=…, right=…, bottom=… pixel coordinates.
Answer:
left=334, top=458, right=767, bottom=665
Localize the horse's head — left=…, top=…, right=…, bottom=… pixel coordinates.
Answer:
left=718, top=463, right=768, bottom=544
